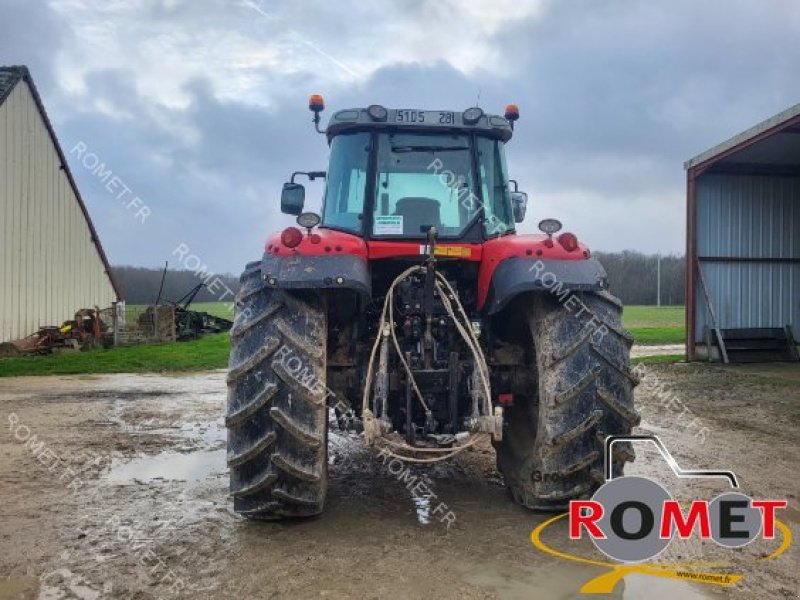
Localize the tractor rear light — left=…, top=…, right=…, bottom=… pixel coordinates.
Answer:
left=558, top=232, right=579, bottom=252
left=498, top=393, right=514, bottom=406
left=281, top=226, right=303, bottom=248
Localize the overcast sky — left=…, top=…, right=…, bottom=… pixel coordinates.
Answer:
left=3, top=0, right=800, bottom=274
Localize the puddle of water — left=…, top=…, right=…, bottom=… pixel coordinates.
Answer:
left=103, top=407, right=227, bottom=485
left=108, top=396, right=226, bottom=443
left=178, top=421, right=226, bottom=445
left=623, top=573, right=713, bottom=599
left=104, top=448, right=226, bottom=485
left=460, top=562, right=713, bottom=599
left=39, top=568, right=103, bottom=600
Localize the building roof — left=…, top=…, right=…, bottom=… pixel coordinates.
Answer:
left=685, top=102, right=800, bottom=172
left=0, top=65, right=122, bottom=300
left=0, top=66, right=25, bottom=105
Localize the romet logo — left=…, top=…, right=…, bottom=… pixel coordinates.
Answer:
left=530, top=435, right=792, bottom=594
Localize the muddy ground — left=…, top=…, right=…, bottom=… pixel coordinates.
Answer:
left=0, top=363, right=798, bottom=599
left=630, top=343, right=684, bottom=358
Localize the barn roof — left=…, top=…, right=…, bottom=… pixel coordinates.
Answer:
left=685, top=101, right=800, bottom=172
left=0, top=65, right=122, bottom=300
left=0, top=66, right=25, bottom=105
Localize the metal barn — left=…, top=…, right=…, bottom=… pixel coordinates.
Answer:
left=685, top=104, right=800, bottom=362
left=0, top=66, right=120, bottom=342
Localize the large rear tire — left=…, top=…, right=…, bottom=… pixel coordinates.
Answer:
left=226, top=261, right=328, bottom=519
left=496, top=290, right=640, bottom=510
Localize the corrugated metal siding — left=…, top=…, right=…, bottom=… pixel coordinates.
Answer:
left=695, top=174, right=800, bottom=341
left=0, top=80, right=116, bottom=342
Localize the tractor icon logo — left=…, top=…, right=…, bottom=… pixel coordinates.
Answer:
left=530, top=434, right=791, bottom=593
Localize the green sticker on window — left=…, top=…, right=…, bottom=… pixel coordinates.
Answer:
left=374, top=215, right=403, bottom=235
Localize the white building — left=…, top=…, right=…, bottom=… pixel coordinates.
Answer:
left=0, top=66, right=120, bottom=342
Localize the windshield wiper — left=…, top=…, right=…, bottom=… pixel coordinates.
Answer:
left=391, top=145, right=470, bottom=153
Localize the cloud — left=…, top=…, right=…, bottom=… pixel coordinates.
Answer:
left=0, top=0, right=70, bottom=92
left=5, top=0, right=800, bottom=272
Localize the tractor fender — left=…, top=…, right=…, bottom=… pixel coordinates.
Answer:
left=484, top=257, right=608, bottom=315
left=260, top=253, right=371, bottom=297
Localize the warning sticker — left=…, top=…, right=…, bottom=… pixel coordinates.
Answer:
left=419, top=245, right=472, bottom=258
left=374, top=215, right=403, bottom=235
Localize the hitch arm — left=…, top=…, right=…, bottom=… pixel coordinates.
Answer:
left=422, top=227, right=437, bottom=369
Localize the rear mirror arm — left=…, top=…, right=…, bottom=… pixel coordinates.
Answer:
left=290, top=171, right=327, bottom=183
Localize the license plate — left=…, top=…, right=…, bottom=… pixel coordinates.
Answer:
left=394, top=110, right=458, bottom=125
left=395, top=109, right=426, bottom=123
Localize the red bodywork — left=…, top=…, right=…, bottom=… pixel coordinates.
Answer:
left=265, top=228, right=591, bottom=310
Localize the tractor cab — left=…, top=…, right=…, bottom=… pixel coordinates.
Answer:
left=280, top=99, right=528, bottom=243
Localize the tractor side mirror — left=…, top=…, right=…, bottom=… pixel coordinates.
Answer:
left=281, top=182, right=305, bottom=216
left=511, top=191, right=528, bottom=223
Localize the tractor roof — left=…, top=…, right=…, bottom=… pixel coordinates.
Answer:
left=325, top=106, right=514, bottom=142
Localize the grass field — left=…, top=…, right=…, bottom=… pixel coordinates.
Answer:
left=631, top=354, right=685, bottom=365
left=0, top=334, right=229, bottom=377
left=622, top=305, right=684, bottom=329
left=126, top=303, right=682, bottom=337
left=0, top=303, right=686, bottom=377
left=623, top=305, right=685, bottom=346
left=189, top=302, right=236, bottom=319
left=125, top=302, right=234, bottom=321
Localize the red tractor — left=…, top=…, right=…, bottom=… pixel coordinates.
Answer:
left=226, top=97, right=639, bottom=519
